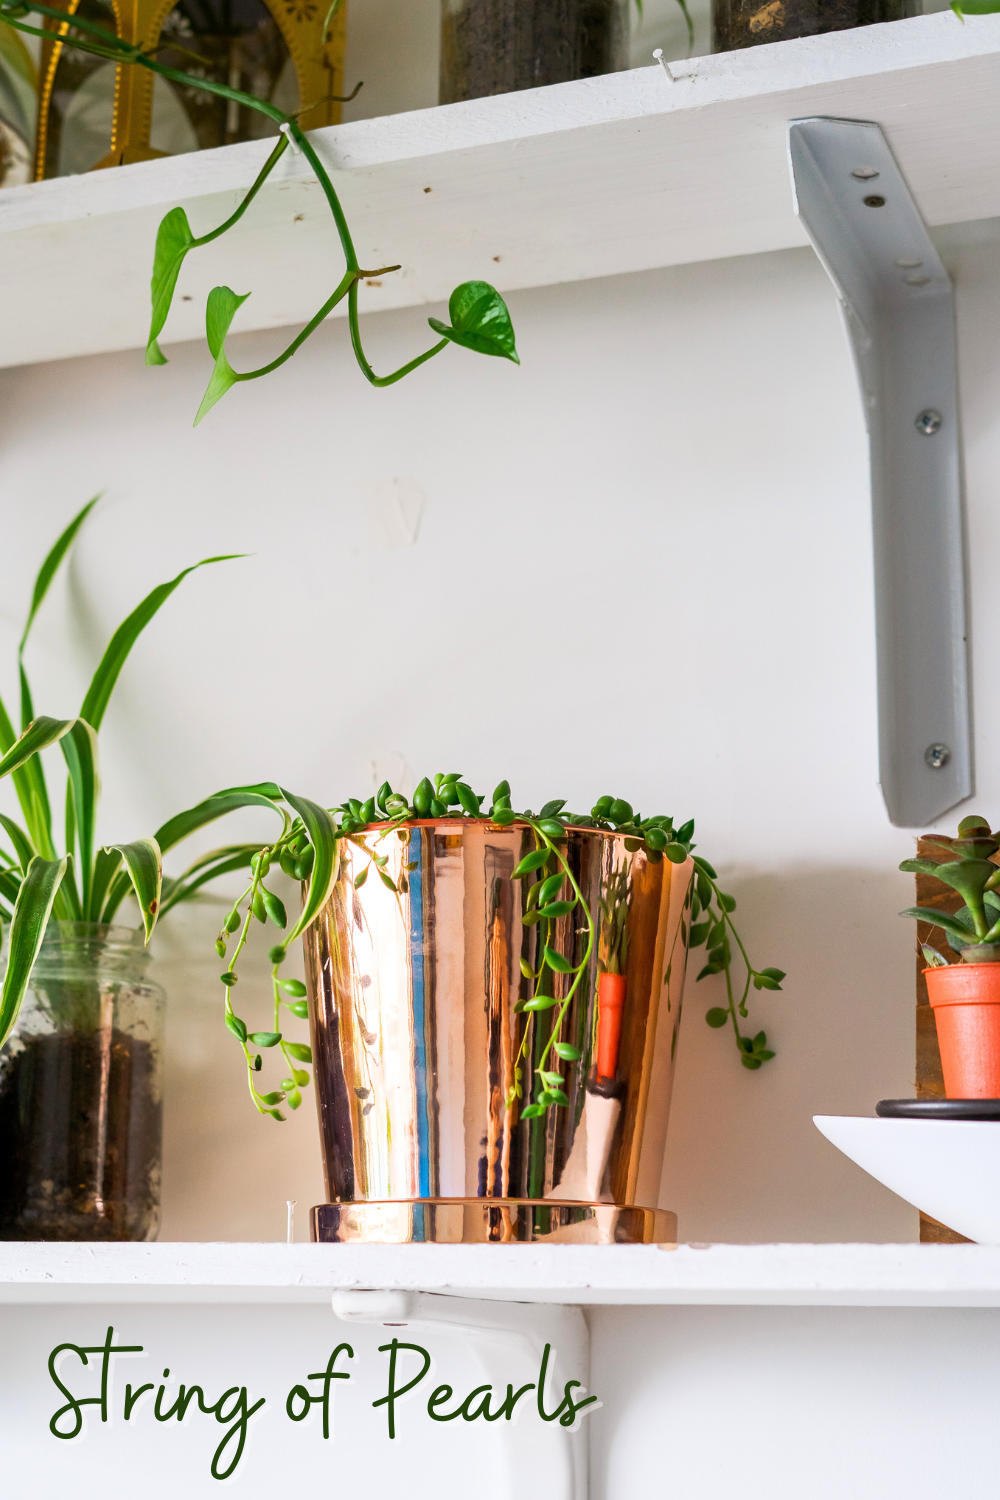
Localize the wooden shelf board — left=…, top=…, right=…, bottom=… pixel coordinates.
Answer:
left=3, top=12, right=1000, bottom=371
left=2, top=1241, right=1000, bottom=1306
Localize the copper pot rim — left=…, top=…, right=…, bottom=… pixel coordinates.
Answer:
left=347, top=816, right=658, bottom=842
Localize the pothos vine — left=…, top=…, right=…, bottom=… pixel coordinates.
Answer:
left=216, top=774, right=784, bottom=1123
left=0, top=0, right=519, bottom=424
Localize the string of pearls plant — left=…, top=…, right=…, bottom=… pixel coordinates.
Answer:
left=218, top=774, right=785, bottom=1122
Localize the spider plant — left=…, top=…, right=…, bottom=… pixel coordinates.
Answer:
left=0, top=498, right=335, bottom=1082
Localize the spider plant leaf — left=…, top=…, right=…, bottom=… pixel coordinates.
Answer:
left=428, top=282, right=519, bottom=364
left=0, top=854, right=69, bottom=1052
left=147, top=207, right=195, bottom=366
left=79, top=554, right=244, bottom=732
left=0, top=868, right=22, bottom=907
left=154, top=788, right=285, bottom=855
left=0, top=813, right=35, bottom=874
left=89, top=846, right=123, bottom=923
left=103, top=837, right=162, bottom=941
left=60, top=719, right=99, bottom=914
left=15, top=497, right=101, bottom=844
left=0, top=694, right=54, bottom=855
left=158, top=845, right=261, bottom=915
left=194, top=286, right=250, bottom=426
left=19, top=496, right=101, bottom=704
left=0, top=716, right=76, bottom=781
left=279, top=790, right=340, bottom=945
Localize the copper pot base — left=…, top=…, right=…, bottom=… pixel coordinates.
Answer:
left=311, top=1198, right=676, bottom=1245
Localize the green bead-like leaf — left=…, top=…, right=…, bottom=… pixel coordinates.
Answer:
left=194, top=286, right=251, bottom=426
left=520, top=1103, right=546, bottom=1119
left=285, top=1041, right=312, bottom=1062
left=553, top=1042, right=582, bottom=1061
left=512, top=848, right=549, bottom=878
left=259, top=890, right=287, bottom=928
left=705, top=1007, right=729, bottom=1028
left=249, top=1031, right=281, bottom=1047
left=226, top=1013, right=248, bottom=1042
left=428, top=281, right=519, bottom=363
left=281, top=978, right=308, bottom=997
left=456, top=782, right=480, bottom=817
left=542, top=945, right=574, bottom=974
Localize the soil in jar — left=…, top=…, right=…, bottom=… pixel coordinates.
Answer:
left=0, top=1027, right=162, bottom=1241
left=441, top=0, right=627, bottom=104
left=712, top=0, right=916, bottom=51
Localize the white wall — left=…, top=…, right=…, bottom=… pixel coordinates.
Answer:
left=4, top=213, right=1000, bottom=1245
left=590, top=1303, right=1000, bottom=1498
left=3, top=1298, right=996, bottom=1498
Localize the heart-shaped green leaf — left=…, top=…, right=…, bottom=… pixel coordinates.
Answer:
left=428, top=281, right=519, bottom=364
left=147, top=207, right=196, bottom=365
left=194, top=286, right=251, bottom=426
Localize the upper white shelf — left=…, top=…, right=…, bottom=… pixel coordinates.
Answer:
left=2, top=1241, right=1000, bottom=1307
left=3, top=11, right=1000, bottom=371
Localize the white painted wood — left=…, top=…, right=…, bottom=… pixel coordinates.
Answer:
left=3, top=1241, right=1000, bottom=1305
left=2, top=12, right=1000, bottom=370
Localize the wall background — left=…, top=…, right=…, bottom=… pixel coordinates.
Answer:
left=1, top=5, right=996, bottom=1248
left=5, top=211, right=999, bottom=1244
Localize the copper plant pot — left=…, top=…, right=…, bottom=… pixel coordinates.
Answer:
left=304, top=820, right=693, bottom=1244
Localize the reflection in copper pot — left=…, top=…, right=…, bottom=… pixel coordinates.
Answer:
left=303, top=820, right=693, bottom=1244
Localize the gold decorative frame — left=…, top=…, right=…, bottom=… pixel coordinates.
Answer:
left=33, top=0, right=348, bottom=179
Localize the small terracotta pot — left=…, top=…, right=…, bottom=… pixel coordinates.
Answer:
left=596, top=972, right=627, bottom=1082
left=924, top=963, right=1000, bottom=1098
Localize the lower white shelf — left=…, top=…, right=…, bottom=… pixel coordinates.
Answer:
left=1, top=1241, right=998, bottom=1307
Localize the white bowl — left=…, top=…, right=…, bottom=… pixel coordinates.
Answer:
left=813, top=1115, right=1000, bottom=1243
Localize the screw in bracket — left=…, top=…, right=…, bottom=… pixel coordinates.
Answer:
left=925, top=743, right=951, bottom=770
left=915, top=409, right=943, bottom=436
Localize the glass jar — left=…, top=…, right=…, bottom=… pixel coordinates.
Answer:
left=0, top=923, right=164, bottom=1241
left=712, top=0, right=920, bottom=52
left=440, top=0, right=630, bottom=105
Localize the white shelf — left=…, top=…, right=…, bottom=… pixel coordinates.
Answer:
left=2, top=1241, right=1000, bottom=1306
left=3, top=12, right=1000, bottom=371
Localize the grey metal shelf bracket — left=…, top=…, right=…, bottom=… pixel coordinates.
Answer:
left=332, top=1288, right=590, bottom=1499
left=787, top=116, right=971, bottom=828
